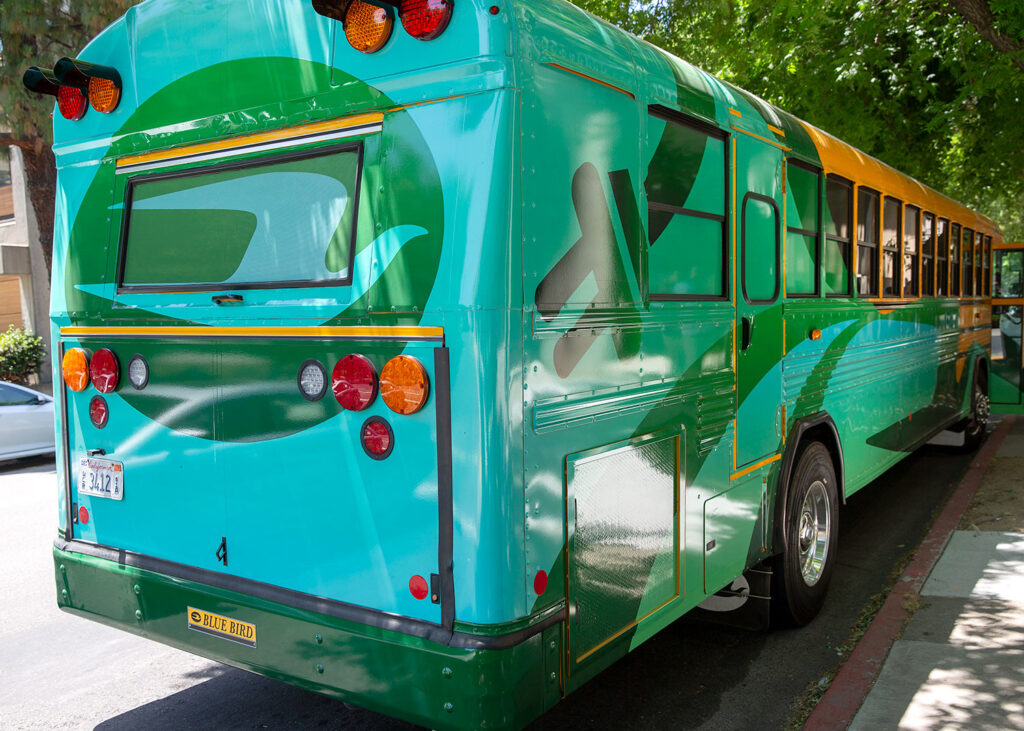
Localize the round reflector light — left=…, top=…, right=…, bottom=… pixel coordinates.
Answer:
left=361, top=417, right=394, bottom=460
left=400, top=0, right=453, bottom=40
left=298, top=360, right=328, bottom=401
left=380, top=355, right=430, bottom=415
left=409, top=575, right=429, bottom=601
left=534, top=570, right=548, bottom=596
left=57, top=85, right=87, bottom=121
left=345, top=0, right=394, bottom=53
left=89, top=396, right=109, bottom=429
left=62, top=348, right=90, bottom=392
left=78, top=505, right=90, bottom=525
left=89, top=348, right=120, bottom=393
left=88, top=76, right=121, bottom=113
left=127, top=355, right=149, bottom=390
left=332, top=354, right=378, bottom=411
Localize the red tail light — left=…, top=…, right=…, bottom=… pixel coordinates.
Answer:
left=332, top=355, right=377, bottom=411
left=89, top=348, right=120, bottom=393
left=57, top=85, right=87, bottom=121
left=361, top=417, right=394, bottom=459
left=89, top=396, right=109, bottom=429
left=400, top=0, right=453, bottom=40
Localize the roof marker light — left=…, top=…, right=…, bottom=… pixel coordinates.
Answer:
left=54, top=57, right=122, bottom=114
left=345, top=0, right=394, bottom=53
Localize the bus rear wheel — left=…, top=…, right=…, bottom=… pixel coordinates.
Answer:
left=772, top=442, right=839, bottom=627
left=962, top=371, right=990, bottom=452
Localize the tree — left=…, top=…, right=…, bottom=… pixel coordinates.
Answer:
left=0, top=1, right=137, bottom=274
left=576, top=0, right=1024, bottom=239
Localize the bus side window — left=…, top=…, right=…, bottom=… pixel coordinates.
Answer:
left=963, top=228, right=975, bottom=296
left=951, top=223, right=962, bottom=296
left=646, top=109, right=728, bottom=300
left=856, top=188, right=879, bottom=297
left=921, top=212, right=935, bottom=297
left=975, top=231, right=984, bottom=296
left=883, top=197, right=902, bottom=298
left=785, top=161, right=820, bottom=296
left=903, top=205, right=920, bottom=297
left=936, top=218, right=949, bottom=297
left=824, top=175, right=852, bottom=297
left=984, top=235, right=992, bottom=296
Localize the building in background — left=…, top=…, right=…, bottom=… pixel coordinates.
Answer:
left=0, top=145, right=52, bottom=384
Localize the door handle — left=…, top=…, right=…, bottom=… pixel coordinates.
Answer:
left=742, top=317, right=753, bottom=350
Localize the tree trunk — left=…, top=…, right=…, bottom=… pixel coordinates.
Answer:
left=18, top=142, right=57, bottom=277
left=950, top=0, right=1024, bottom=72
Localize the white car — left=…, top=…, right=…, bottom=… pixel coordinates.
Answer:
left=0, top=382, right=55, bottom=461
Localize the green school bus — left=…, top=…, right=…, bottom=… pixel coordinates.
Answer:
left=24, top=0, right=1001, bottom=727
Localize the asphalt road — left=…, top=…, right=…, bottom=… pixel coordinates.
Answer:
left=0, top=439, right=977, bottom=730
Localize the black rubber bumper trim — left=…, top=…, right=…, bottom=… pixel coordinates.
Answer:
left=54, top=538, right=565, bottom=651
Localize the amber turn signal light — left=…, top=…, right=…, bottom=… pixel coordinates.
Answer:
left=62, top=348, right=91, bottom=392
left=345, top=0, right=394, bottom=53
left=380, top=355, right=430, bottom=415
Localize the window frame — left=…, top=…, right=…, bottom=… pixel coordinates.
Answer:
left=784, top=158, right=822, bottom=298
left=882, top=196, right=903, bottom=299
left=824, top=174, right=854, bottom=298
left=741, top=192, right=782, bottom=305
left=962, top=227, right=975, bottom=296
left=856, top=186, right=881, bottom=298
left=984, top=235, right=993, bottom=296
left=902, top=203, right=921, bottom=298
left=646, top=105, right=731, bottom=303
left=936, top=217, right=949, bottom=297
left=921, top=211, right=935, bottom=297
left=116, top=142, right=365, bottom=294
left=951, top=223, right=962, bottom=296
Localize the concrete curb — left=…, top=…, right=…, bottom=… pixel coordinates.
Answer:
left=804, top=415, right=1018, bottom=730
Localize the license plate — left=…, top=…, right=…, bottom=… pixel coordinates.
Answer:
left=187, top=607, right=257, bottom=647
left=78, top=458, right=124, bottom=501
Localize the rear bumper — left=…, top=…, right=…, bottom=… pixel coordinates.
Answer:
left=54, top=543, right=562, bottom=730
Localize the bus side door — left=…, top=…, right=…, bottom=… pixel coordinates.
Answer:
left=991, top=243, right=1024, bottom=412
left=733, top=135, right=784, bottom=467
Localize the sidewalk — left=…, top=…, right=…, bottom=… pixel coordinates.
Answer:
left=807, top=415, right=1024, bottom=730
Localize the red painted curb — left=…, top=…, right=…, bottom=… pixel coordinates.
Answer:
left=804, top=415, right=1017, bottom=730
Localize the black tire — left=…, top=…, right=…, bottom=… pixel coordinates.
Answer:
left=772, top=442, right=839, bottom=628
left=961, top=368, right=990, bottom=452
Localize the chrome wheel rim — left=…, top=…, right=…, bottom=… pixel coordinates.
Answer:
left=798, top=480, right=830, bottom=587
left=967, top=383, right=990, bottom=438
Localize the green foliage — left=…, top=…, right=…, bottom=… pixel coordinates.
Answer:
left=0, top=1, right=138, bottom=148
left=575, top=0, right=1024, bottom=240
left=0, top=325, right=45, bottom=384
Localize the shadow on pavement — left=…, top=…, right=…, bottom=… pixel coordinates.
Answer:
left=95, top=667, right=422, bottom=731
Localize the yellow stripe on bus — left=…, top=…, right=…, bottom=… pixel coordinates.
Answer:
left=117, top=112, right=385, bottom=169
left=730, top=453, right=782, bottom=482
left=60, top=325, right=444, bottom=340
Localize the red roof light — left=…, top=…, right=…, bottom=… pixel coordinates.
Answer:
left=57, top=86, right=87, bottom=121
left=400, top=0, right=453, bottom=40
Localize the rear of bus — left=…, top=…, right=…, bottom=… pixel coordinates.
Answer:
left=42, top=2, right=537, bottom=728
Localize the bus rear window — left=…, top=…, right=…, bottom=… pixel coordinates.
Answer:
left=119, top=147, right=359, bottom=290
